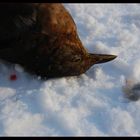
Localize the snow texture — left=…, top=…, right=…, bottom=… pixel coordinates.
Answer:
left=0, top=4, right=140, bottom=136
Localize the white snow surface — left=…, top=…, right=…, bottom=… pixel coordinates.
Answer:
left=0, top=4, right=140, bottom=136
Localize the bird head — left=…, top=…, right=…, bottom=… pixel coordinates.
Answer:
left=29, top=3, right=117, bottom=78
left=37, top=33, right=117, bottom=78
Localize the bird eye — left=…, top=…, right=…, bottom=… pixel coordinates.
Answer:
left=71, top=55, right=82, bottom=62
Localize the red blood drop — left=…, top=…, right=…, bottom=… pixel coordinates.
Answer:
left=10, top=74, right=17, bottom=81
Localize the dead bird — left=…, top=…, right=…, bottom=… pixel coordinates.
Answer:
left=0, top=3, right=117, bottom=79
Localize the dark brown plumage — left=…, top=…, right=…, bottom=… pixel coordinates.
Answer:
left=0, top=3, right=117, bottom=79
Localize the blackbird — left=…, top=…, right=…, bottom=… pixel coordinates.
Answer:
left=0, top=3, right=117, bottom=79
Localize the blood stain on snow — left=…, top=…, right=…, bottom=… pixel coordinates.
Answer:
left=9, top=74, right=17, bottom=81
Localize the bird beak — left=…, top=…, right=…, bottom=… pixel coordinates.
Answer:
left=89, top=53, right=117, bottom=64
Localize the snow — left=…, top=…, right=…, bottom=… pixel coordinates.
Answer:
left=0, top=3, right=140, bottom=136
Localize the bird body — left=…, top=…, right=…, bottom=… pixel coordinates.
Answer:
left=0, top=3, right=117, bottom=79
